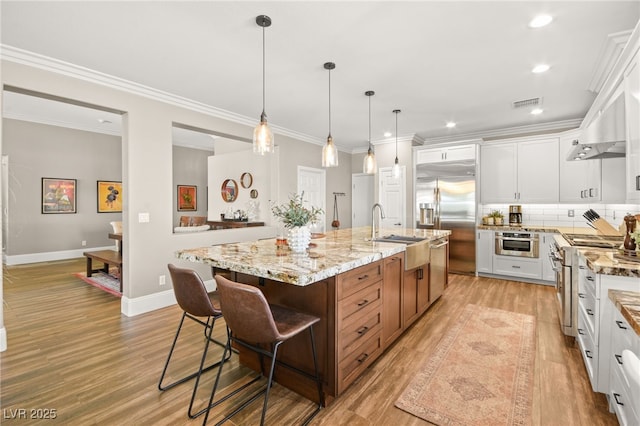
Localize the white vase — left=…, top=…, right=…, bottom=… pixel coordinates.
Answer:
left=287, top=226, right=311, bottom=253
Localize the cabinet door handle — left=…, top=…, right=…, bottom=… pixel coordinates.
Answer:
left=615, top=354, right=623, bottom=365
left=357, top=274, right=369, bottom=280
left=357, top=353, right=369, bottom=363
left=578, top=328, right=585, bottom=335
left=615, top=320, right=627, bottom=330
left=417, top=268, right=424, bottom=280
left=578, top=293, right=585, bottom=299
left=357, top=299, right=369, bottom=307
left=586, top=308, right=594, bottom=316
left=613, top=393, right=624, bottom=406
left=356, top=326, right=369, bottom=336
left=587, top=276, right=594, bottom=282
left=585, top=350, right=593, bottom=359
left=512, top=265, right=521, bottom=269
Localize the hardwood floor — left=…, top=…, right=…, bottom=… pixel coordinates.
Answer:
left=1, top=259, right=617, bottom=425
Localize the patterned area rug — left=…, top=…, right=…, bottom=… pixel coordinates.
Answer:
left=395, top=304, right=536, bottom=425
left=74, top=271, right=122, bottom=297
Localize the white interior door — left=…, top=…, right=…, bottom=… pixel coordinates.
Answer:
left=378, top=166, right=406, bottom=229
left=297, top=166, right=326, bottom=233
left=352, top=173, right=374, bottom=228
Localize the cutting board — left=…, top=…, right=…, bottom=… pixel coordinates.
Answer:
left=593, top=218, right=623, bottom=236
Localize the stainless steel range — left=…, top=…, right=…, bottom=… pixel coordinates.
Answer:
left=548, top=233, right=623, bottom=336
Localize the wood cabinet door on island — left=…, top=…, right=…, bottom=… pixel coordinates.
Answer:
left=382, top=255, right=403, bottom=348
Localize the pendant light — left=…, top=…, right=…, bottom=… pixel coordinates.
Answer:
left=253, top=15, right=274, bottom=155
left=322, top=62, right=339, bottom=167
left=392, top=109, right=401, bottom=178
left=362, top=91, right=377, bottom=174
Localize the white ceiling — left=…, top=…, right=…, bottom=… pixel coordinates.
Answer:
left=1, top=1, right=639, bottom=152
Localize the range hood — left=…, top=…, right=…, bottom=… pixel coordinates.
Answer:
left=566, top=93, right=626, bottom=161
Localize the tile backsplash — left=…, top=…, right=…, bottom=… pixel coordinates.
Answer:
left=479, top=203, right=640, bottom=230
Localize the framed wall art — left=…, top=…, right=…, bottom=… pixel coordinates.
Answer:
left=97, top=180, right=122, bottom=213
left=42, top=178, right=77, bottom=214
left=178, top=185, right=197, bottom=211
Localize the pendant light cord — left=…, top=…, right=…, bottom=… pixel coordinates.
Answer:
left=368, top=95, right=371, bottom=148
left=262, top=25, right=266, bottom=115
left=328, top=67, right=332, bottom=137
left=395, top=111, right=398, bottom=159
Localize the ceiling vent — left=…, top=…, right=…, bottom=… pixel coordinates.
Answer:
left=512, top=97, right=541, bottom=109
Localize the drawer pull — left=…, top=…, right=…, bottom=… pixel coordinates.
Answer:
left=613, top=393, right=624, bottom=406
left=357, top=353, right=369, bottom=363
left=615, top=320, right=628, bottom=330
left=357, top=299, right=369, bottom=307
left=511, top=265, right=521, bottom=269
left=586, top=308, right=594, bottom=316
left=578, top=328, right=585, bottom=335
left=586, top=276, right=594, bottom=282
left=356, top=326, right=369, bottom=336
left=357, top=274, right=369, bottom=280
left=615, top=354, right=623, bottom=365
left=585, top=350, right=593, bottom=359
left=578, top=293, right=585, bottom=299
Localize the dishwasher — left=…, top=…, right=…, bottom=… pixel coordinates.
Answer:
left=429, top=237, right=449, bottom=301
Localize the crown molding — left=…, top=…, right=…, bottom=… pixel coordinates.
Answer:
left=0, top=45, right=335, bottom=148
left=421, top=119, right=582, bottom=145
left=587, top=30, right=633, bottom=93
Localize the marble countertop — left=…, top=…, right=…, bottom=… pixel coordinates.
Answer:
left=176, top=227, right=451, bottom=286
left=476, top=225, right=600, bottom=234
left=608, top=290, right=640, bottom=337
left=579, top=248, right=640, bottom=278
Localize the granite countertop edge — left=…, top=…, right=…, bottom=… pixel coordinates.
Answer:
left=608, top=290, right=640, bottom=337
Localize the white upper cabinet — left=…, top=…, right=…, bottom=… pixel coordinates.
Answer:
left=480, top=137, right=559, bottom=203
left=559, top=129, right=601, bottom=202
left=625, top=51, right=640, bottom=202
left=416, top=144, right=476, bottom=164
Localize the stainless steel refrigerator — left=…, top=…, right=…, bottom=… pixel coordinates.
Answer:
left=415, top=160, right=476, bottom=275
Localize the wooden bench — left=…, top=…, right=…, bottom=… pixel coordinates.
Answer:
left=83, top=250, right=123, bottom=292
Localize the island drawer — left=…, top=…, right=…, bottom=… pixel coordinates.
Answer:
left=337, top=331, right=382, bottom=395
left=337, top=281, right=382, bottom=325
left=338, top=305, right=382, bottom=361
left=337, top=261, right=383, bottom=300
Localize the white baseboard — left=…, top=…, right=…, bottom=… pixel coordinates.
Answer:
left=120, top=278, right=215, bottom=317
left=4, top=246, right=114, bottom=265
left=0, top=326, right=6, bottom=352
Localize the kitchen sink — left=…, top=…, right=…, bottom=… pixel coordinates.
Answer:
left=372, top=234, right=430, bottom=270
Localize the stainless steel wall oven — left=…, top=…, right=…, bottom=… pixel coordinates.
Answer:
left=495, top=232, right=539, bottom=258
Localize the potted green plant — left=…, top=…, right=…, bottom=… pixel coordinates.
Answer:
left=271, top=193, right=323, bottom=253
left=489, top=210, right=504, bottom=226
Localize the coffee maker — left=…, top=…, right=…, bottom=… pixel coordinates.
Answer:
left=509, top=205, right=522, bottom=226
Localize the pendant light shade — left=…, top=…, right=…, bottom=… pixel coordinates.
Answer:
left=253, top=15, right=274, bottom=155
left=392, top=109, right=401, bottom=178
left=322, top=62, right=339, bottom=167
left=362, top=90, right=377, bottom=174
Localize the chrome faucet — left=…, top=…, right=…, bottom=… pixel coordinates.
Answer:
left=371, top=203, right=386, bottom=240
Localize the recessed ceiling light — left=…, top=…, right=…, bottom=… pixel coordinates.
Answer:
left=532, top=64, right=550, bottom=73
left=529, top=15, right=553, bottom=28
left=531, top=108, right=543, bottom=115
left=384, top=131, right=392, bottom=137
left=446, top=121, right=456, bottom=128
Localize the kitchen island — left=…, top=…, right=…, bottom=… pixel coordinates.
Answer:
left=176, top=226, right=450, bottom=405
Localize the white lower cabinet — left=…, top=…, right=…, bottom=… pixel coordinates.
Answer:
left=608, top=302, right=640, bottom=425
left=493, top=256, right=541, bottom=280
left=575, top=254, right=640, bottom=400
left=476, top=230, right=493, bottom=274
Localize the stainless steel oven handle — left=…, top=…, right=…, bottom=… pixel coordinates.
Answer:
left=495, top=236, right=537, bottom=242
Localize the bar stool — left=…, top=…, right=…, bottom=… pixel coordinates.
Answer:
left=158, top=264, right=230, bottom=419
left=203, top=275, right=323, bottom=426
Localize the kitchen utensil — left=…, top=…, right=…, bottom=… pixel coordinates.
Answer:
left=331, top=194, right=340, bottom=228
left=583, top=209, right=622, bottom=236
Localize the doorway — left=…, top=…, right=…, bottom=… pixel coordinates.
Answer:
left=352, top=173, right=374, bottom=227
left=378, top=166, right=406, bottom=229
left=297, top=166, right=326, bottom=233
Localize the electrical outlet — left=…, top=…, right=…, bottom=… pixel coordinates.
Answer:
left=81, top=240, right=87, bottom=246
left=568, top=209, right=575, bottom=217
left=159, top=275, right=166, bottom=286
